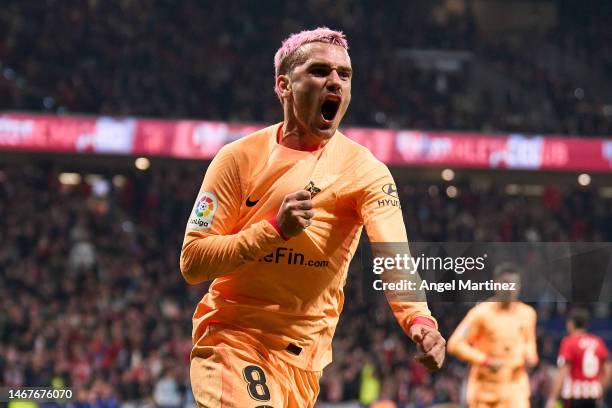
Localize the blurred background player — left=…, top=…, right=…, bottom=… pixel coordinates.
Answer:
left=447, top=263, right=538, bottom=408
left=545, top=308, right=612, bottom=408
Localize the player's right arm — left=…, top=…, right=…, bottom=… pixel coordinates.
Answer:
left=180, top=146, right=285, bottom=284
left=447, top=307, right=489, bottom=367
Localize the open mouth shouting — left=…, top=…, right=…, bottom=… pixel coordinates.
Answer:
left=320, top=95, right=341, bottom=125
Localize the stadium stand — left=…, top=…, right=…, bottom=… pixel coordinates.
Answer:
left=0, top=1, right=611, bottom=135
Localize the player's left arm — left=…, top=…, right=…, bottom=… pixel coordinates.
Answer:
left=546, top=337, right=572, bottom=408
left=598, top=339, right=611, bottom=391
left=359, top=158, right=445, bottom=371
left=602, top=361, right=612, bottom=390
left=545, top=363, right=570, bottom=408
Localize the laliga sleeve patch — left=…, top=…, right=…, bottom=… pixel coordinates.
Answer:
left=187, top=192, right=218, bottom=231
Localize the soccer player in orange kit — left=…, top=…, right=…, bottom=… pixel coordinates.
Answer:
left=180, top=27, right=446, bottom=407
left=447, top=263, right=538, bottom=408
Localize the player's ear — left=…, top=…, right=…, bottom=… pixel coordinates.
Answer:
left=276, top=75, right=291, bottom=98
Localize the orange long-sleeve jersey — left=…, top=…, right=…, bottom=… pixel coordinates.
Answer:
left=447, top=301, right=538, bottom=402
left=180, top=123, right=434, bottom=371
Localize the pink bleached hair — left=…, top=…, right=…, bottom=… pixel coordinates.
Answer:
left=274, top=27, right=348, bottom=99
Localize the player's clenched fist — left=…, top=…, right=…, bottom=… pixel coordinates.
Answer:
left=410, top=324, right=446, bottom=371
left=276, top=190, right=314, bottom=238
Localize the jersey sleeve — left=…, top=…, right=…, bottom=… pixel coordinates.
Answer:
left=447, top=306, right=488, bottom=365
left=358, top=158, right=436, bottom=334
left=180, top=145, right=284, bottom=284
left=358, top=157, right=407, bottom=243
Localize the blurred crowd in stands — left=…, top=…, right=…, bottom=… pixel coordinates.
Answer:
left=1, top=163, right=611, bottom=407
left=0, top=1, right=611, bottom=136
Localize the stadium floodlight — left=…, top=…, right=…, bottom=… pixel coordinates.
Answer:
left=58, top=173, right=81, bottom=185
left=578, top=173, right=591, bottom=186
left=135, top=157, right=151, bottom=171
left=441, top=168, right=455, bottom=181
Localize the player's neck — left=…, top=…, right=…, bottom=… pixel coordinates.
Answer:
left=279, top=120, right=330, bottom=151
left=492, top=297, right=514, bottom=309
left=489, top=293, right=515, bottom=310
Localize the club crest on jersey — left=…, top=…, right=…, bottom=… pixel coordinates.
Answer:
left=305, top=181, right=321, bottom=197
left=188, top=192, right=217, bottom=230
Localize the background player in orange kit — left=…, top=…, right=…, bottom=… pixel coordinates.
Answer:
left=447, top=263, right=538, bottom=408
left=545, top=308, right=612, bottom=408
left=180, top=27, right=446, bottom=407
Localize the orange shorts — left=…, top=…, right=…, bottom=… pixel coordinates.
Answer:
left=190, top=325, right=321, bottom=408
left=467, top=389, right=530, bottom=408
left=467, top=378, right=530, bottom=408
left=468, top=400, right=529, bottom=408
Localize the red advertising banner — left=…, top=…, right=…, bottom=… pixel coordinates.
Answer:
left=1, top=112, right=611, bottom=172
